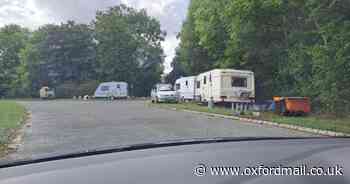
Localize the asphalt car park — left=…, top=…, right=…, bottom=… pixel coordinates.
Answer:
left=5, top=100, right=314, bottom=161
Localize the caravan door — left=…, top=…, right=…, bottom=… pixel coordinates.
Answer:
left=114, top=82, right=128, bottom=98
left=200, top=73, right=211, bottom=102
left=115, top=83, right=121, bottom=97
left=208, top=72, right=214, bottom=100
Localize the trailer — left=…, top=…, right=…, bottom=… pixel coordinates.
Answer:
left=39, top=86, right=55, bottom=99
left=197, top=69, right=255, bottom=104
left=175, top=76, right=199, bottom=101
left=94, top=82, right=128, bottom=99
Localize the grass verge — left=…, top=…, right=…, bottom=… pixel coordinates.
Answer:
left=152, top=102, right=233, bottom=116
left=0, top=101, right=26, bottom=155
left=151, top=102, right=350, bottom=135
left=241, top=112, right=350, bottom=134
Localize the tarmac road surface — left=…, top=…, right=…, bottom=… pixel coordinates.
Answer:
left=4, top=100, right=314, bottom=161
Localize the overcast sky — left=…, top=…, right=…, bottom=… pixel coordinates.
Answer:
left=0, top=0, right=189, bottom=73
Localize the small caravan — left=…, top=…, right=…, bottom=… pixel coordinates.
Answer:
left=197, top=69, right=255, bottom=103
left=94, top=82, right=128, bottom=99
left=39, top=86, right=55, bottom=99
left=175, top=76, right=199, bottom=101
left=151, top=84, right=178, bottom=103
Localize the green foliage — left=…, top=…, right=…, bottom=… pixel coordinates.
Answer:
left=0, top=25, right=29, bottom=97
left=55, top=82, right=77, bottom=98
left=176, top=0, right=215, bottom=75
left=0, top=4, right=165, bottom=98
left=174, top=0, right=350, bottom=115
left=94, top=5, right=165, bottom=96
left=55, top=80, right=99, bottom=98
left=29, top=22, right=96, bottom=87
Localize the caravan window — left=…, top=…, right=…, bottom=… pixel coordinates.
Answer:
left=185, top=81, right=188, bottom=86
left=232, top=77, right=247, bottom=87
left=101, top=86, right=110, bottom=91
left=196, top=81, right=200, bottom=88
left=116, top=84, right=120, bottom=89
left=203, top=76, right=207, bottom=85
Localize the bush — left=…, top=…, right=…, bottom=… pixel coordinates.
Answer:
left=76, top=80, right=99, bottom=97
left=55, top=80, right=99, bottom=98
left=55, top=82, right=76, bottom=98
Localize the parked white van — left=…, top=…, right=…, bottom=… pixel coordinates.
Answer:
left=94, top=82, right=128, bottom=99
left=151, top=84, right=178, bottom=103
left=175, top=76, right=199, bottom=101
left=197, top=69, right=255, bottom=103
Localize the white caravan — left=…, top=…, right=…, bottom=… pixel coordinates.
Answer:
left=39, top=86, right=55, bottom=99
left=94, top=82, right=128, bottom=99
left=175, top=76, right=199, bottom=101
left=197, top=69, right=255, bottom=103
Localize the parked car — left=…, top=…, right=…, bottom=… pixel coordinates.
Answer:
left=151, top=84, right=178, bottom=103
left=94, top=82, right=128, bottom=99
left=39, top=86, right=55, bottom=99
left=175, top=76, right=199, bottom=101
left=196, top=69, right=255, bottom=103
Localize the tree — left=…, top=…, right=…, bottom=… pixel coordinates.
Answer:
left=94, top=5, right=165, bottom=96
left=0, top=25, right=29, bottom=96
left=39, top=21, right=96, bottom=85
left=165, top=48, right=187, bottom=84
left=176, top=0, right=350, bottom=114
left=192, top=0, right=229, bottom=64
left=303, top=0, right=350, bottom=114
left=175, top=0, right=215, bottom=75
left=18, top=22, right=97, bottom=97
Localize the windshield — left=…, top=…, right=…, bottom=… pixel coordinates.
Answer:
left=0, top=0, right=349, bottom=165
left=159, top=86, right=173, bottom=91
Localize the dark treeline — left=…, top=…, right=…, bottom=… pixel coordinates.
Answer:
left=168, top=0, right=350, bottom=115
left=0, top=5, right=165, bottom=98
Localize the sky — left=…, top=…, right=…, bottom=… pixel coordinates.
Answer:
left=0, top=0, right=189, bottom=73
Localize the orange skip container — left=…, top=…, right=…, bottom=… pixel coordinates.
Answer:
left=273, top=97, right=311, bottom=115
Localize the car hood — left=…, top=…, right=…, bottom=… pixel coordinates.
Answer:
left=0, top=138, right=349, bottom=184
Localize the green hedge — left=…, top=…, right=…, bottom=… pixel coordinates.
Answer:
left=55, top=81, right=99, bottom=98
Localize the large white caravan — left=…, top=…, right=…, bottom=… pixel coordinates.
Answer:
left=94, top=82, right=128, bottom=99
left=197, top=69, right=255, bottom=103
left=175, top=76, right=199, bottom=101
